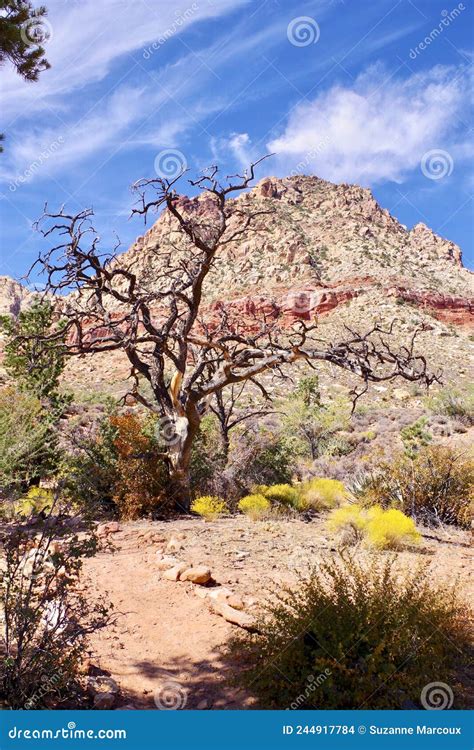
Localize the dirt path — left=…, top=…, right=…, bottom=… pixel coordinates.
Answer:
left=84, top=532, right=243, bottom=709
left=83, top=517, right=473, bottom=710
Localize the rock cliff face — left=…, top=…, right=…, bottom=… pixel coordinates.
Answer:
left=0, top=276, right=33, bottom=316
left=115, top=174, right=473, bottom=328
left=1, top=175, right=473, bottom=393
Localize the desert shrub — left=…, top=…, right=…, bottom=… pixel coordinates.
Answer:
left=299, top=477, right=347, bottom=510
left=361, top=446, right=473, bottom=528
left=219, top=430, right=295, bottom=503
left=110, top=413, right=168, bottom=520
left=189, top=414, right=226, bottom=497
left=327, top=503, right=367, bottom=542
left=365, top=507, right=420, bottom=549
left=0, top=300, right=66, bottom=403
left=244, top=434, right=295, bottom=487
left=0, top=507, right=112, bottom=708
left=62, top=415, right=118, bottom=518
left=262, top=483, right=300, bottom=509
left=231, top=555, right=472, bottom=709
left=328, top=504, right=420, bottom=549
left=16, top=486, right=54, bottom=517
left=238, top=494, right=270, bottom=520
left=282, top=392, right=350, bottom=460
left=0, top=387, right=59, bottom=496
left=426, top=386, right=474, bottom=426
left=191, top=495, right=227, bottom=520
left=400, top=417, right=432, bottom=458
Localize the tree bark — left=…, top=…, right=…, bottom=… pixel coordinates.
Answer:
left=164, top=401, right=201, bottom=513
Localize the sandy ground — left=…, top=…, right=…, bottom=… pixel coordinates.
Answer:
left=83, top=516, right=473, bottom=710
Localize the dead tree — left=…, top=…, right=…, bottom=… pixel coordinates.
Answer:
left=209, top=382, right=277, bottom=464
left=28, top=161, right=438, bottom=511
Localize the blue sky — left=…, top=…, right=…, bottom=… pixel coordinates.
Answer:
left=1, top=0, right=473, bottom=285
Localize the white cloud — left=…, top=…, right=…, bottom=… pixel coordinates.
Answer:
left=1, top=0, right=250, bottom=121
left=267, top=64, right=471, bottom=185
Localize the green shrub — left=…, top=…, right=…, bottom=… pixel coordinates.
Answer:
left=400, top=417, right=432, bottom=458
left=426, top=386, right=474, bottom=425
left=328, top=504, right=420, bottom=549
left=230, top=555, right=472, bottom=709
left=62, top=415, right=118, bottom=517
left=0, top=511, right=111, bottom=708
left=238, top=494, right=270, bottom=520
left=0, top=387, right=59, bottom=496
left=299, top=477, right=347, bottom=510
left=191, top=495, right=227, bottom=520
left=361, top=446, right=473, bottom=528
left=189, top=414, right=226, bottom=496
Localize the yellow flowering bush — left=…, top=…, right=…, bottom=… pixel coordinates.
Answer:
left=365, top=507, right=421, bottom=549
left=238, top=494, right=271, bottom=520
left=261, top=483, right=300, bottom=508
left=328, top=503, right=420, bottom=549
left=300, top=477, right=347, bottom=510
left=16, top=486, right=54, bottom=517
left=191, top=495, right=227, bottom=520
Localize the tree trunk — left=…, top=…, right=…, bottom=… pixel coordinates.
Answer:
left=163, top=401, right=201, bottom=513
left=168, top=464, right=192, bottom=513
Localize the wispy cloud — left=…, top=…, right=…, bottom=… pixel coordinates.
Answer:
left=265, top=63, right=471, bottom=184
left=1, top=0, right=250, bottom=121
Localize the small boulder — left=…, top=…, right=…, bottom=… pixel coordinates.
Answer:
left=196, top=698, right=210, bottom=710
left=206, top=587, right=233, bottom=602
left=97, top=522, right=121, bottom=536
left=156, top=556, right=181, bottom=571
left=227, top=595, right=245, bottom=611
left=93, top=692, right=116, bottom=710
left=166, top=537, right=185, bottom=554
left=163, top=563, right=188, bottom=582
left=210, top=599, right=258, bottom=632
left=180, top=566, right=212, bottom=585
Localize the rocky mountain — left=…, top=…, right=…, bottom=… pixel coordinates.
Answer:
left=1, top=174, right=473, bottom=398
left=122, top=175, right=472, bottom=326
